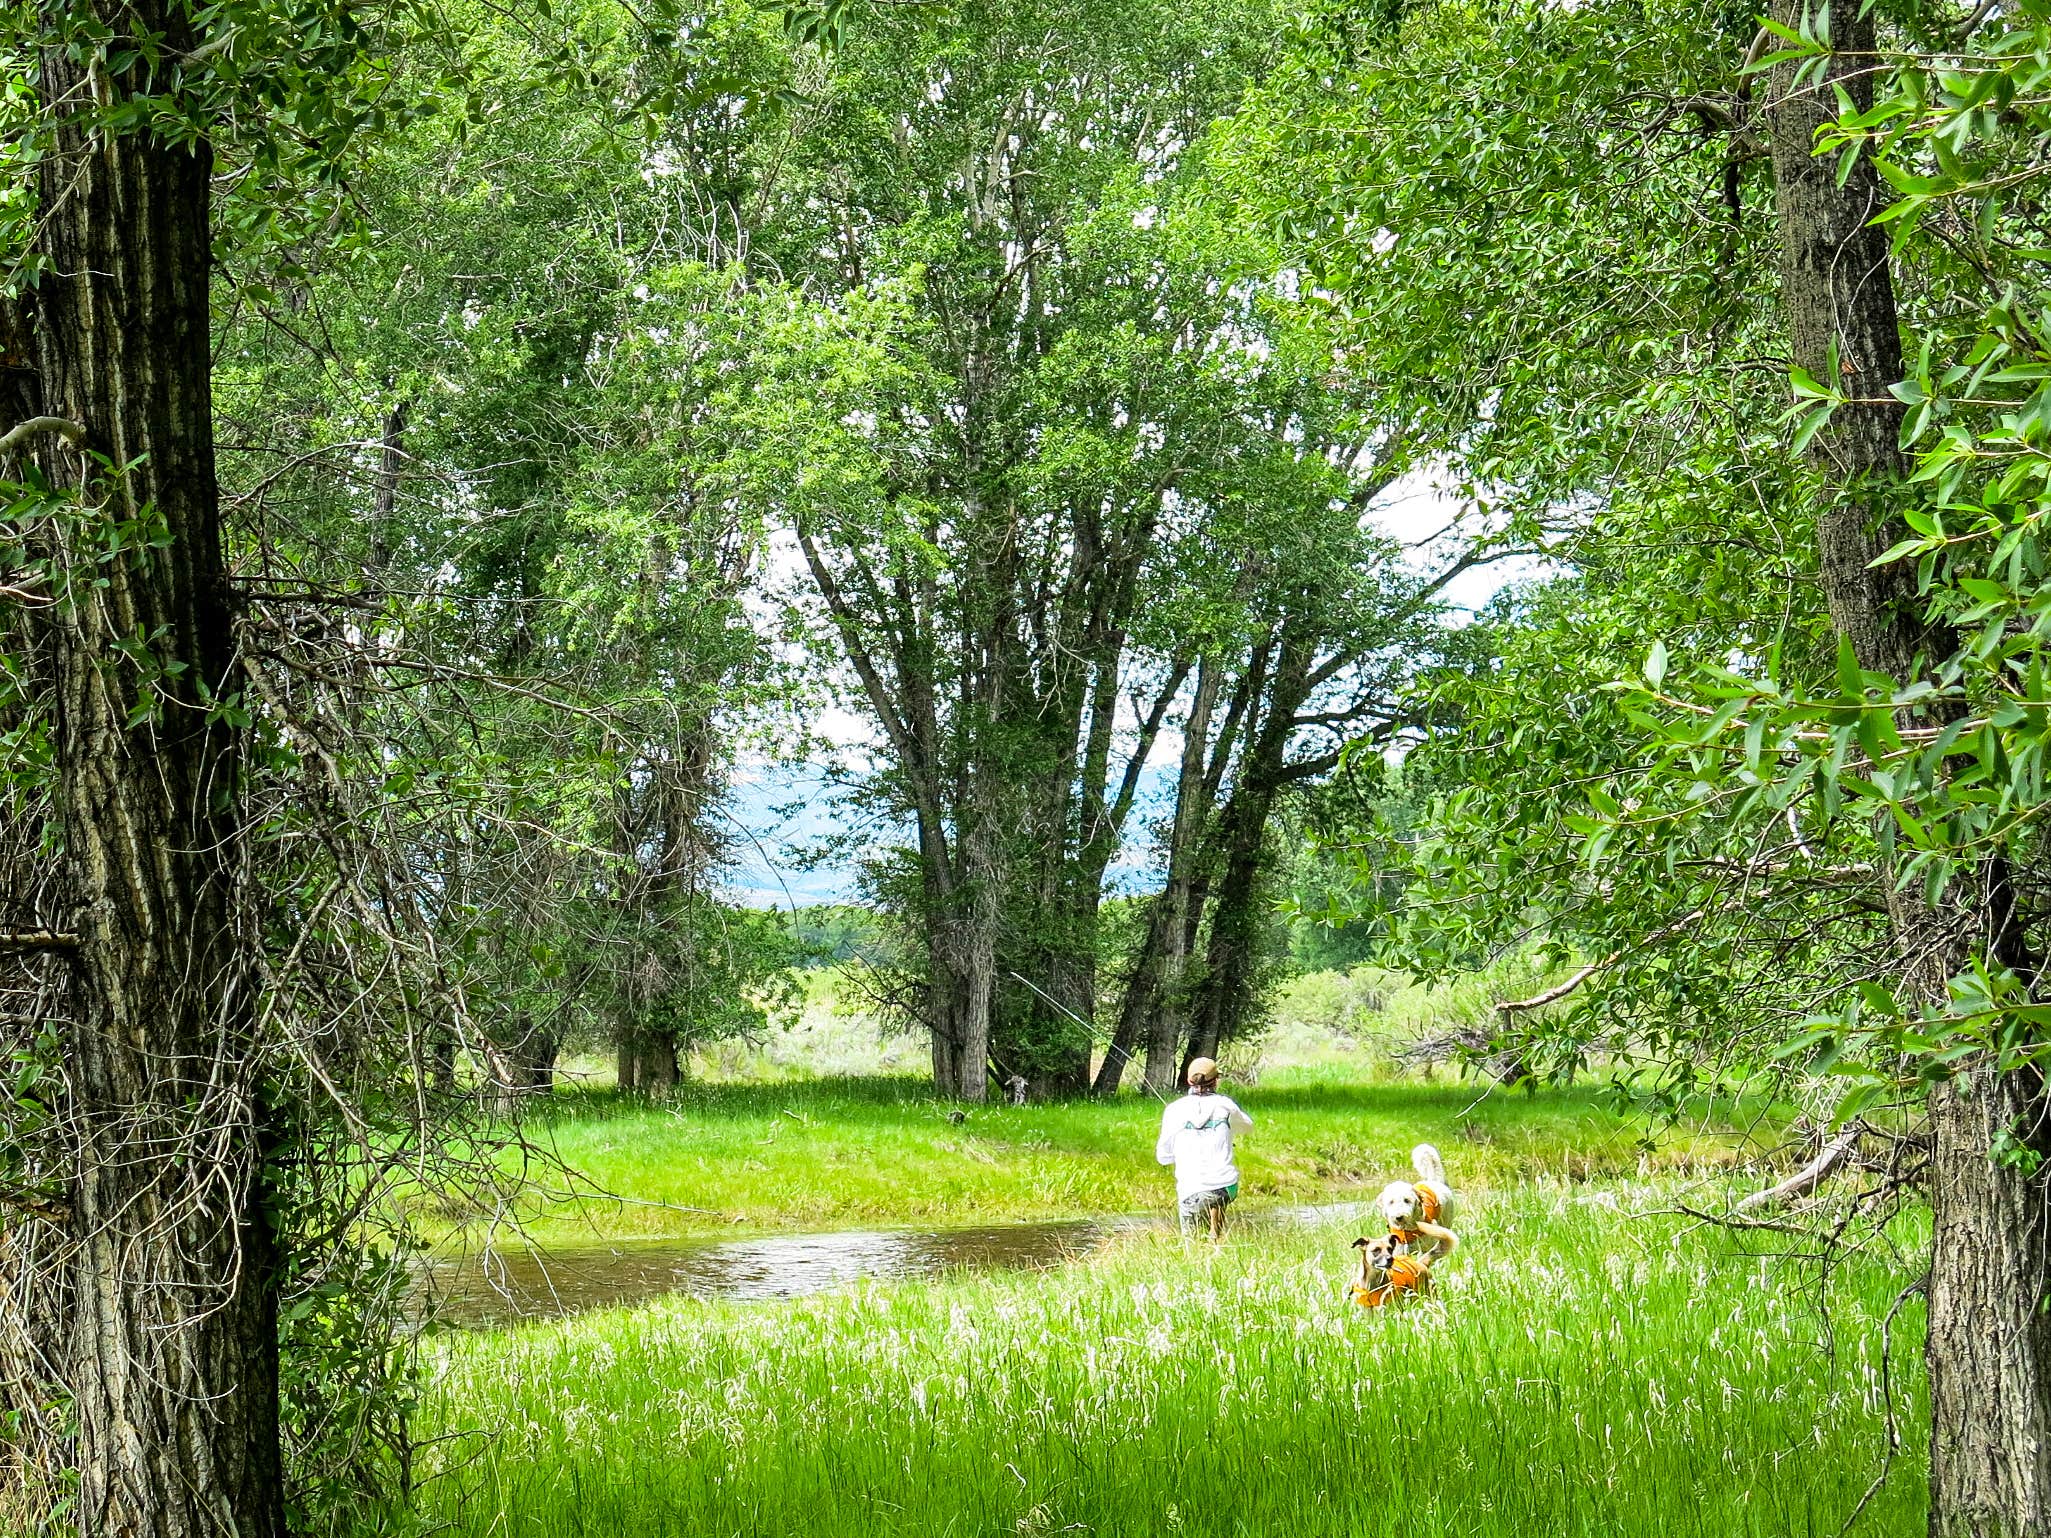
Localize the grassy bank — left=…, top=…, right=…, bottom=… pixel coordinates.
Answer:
left=420, top=1180, right=1924, bottom=1536
left=478, top=1073, right=1779, bottom=1245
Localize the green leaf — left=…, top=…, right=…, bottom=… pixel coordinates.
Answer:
left=1831, top=1080, right=1887, bottom=1127
left=1836, top=634, right=1864, bottom=699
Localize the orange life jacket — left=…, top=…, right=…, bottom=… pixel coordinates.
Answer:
left=1350, top=1254, right=1431, bottom=1309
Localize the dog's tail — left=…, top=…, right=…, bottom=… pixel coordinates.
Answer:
left=1412, top=1142, right=1447, bottom=1187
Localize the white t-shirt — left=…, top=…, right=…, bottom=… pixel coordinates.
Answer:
left=1156, top=1092, right=1252, bottom=1198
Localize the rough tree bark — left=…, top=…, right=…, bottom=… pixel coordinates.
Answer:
left=1184, top=633, right=1314, bottom=1070
left=1137, top=656, right=1222, bottom=1097
left=1096, top=647, right=1263, bottom=1095
left=620, top=1028, right=678, bottom=1096
left=948, top=785, right=1000, bottom=1105
left=490, top=1015, right=559, bottom=1115
left=0, top=298, right=71, bottom=1523
left=369, top=398, right=407, bottom=576
left=1766, top=8, right=2051, bottom=1534
left=1181, top=787, right=1272, bottom=1070
left=609, top=712, right=717, bottom=1096
left=15, top=5, right=286, bottom=1531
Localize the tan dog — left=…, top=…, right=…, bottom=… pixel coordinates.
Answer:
left=1375, top=1143, right=1458, bottom=1261
left=1350, top=1233, right=1432, bottom=1308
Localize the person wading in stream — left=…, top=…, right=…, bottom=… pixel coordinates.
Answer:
left=1155, top=1057, right=1252, bottom=1242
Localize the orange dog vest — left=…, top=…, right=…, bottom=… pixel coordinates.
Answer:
left=1351, top=1255, right=1431, bottom=1309
left=1389, top=1183, right=1442, bottom=1248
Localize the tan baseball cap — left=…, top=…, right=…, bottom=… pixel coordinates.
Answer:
left=1187, top=1057, right=1219, bottom=1086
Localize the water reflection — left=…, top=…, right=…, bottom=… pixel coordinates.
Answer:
left=421, top=1201, right=1367, bottom=1329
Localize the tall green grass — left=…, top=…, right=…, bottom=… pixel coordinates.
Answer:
left=478, top=1076, right=1780, bottom=1245
left=420, top=1181, right=1923, bottom=1536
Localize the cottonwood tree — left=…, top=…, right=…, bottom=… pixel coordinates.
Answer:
left=0, top=0, right=423, bottom=1523
left=0, top=0, right=354, bottom=1525
left=734, top=0, right=1488, bottom=1098
left=218, top=2, right=804, bottom=1103
left=1756, top=8, right=2047, bottom=1520
left=1095, top=443, right=1490, bottom=1096
left=1756, top=2, right=2051, bottom=1522
left=721, top=0, right=1293, bottom=1098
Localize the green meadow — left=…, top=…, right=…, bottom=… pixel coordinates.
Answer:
left=480, top=1071, right=1780, bottom=1245
left=420, top=1176, right=1925, bottom=1537
left=413, top=1070, right=1923, bottom=1536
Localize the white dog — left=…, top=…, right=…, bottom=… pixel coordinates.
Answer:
left=1376, top=1143, right=1459, bottom=1261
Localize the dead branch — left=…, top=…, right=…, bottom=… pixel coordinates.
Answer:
left=0, top=416, right=85, bottom=454
left=1736, top=1121, right=1866, bottom=1212
left=236, top=585, right=382, bottom=611
left=1496, top=908, right=1706, bottom=1018
left=1393, top=1025, right=1539, bottom=1086
left=0, top=932, right=80, bottom=953
left=1649, top=1201, right=1820, bottom=1238
left=1837, top=1274, right=1925, bottom=1536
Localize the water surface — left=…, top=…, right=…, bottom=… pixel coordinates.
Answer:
left=422, top=1201, right=1366, bottom=1328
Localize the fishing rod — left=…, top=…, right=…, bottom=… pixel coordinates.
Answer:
left=1005, top=969, right=1172, bottom=1106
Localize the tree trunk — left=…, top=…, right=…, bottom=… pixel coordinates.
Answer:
left=876, top=716, right=969, bottom=1099
left=1141, top=657, right=1222, bottom=1097
left=1100, top=654, right=1249, bottom=1097
left=1104, top=891, right=1174, bottom=1096
left=19, top=8, right=286, bottom=1531
left=1765, top=7, right=1932, bottom=684
left=927, top=985, right=961, bottom=1098
left=1183, top=788, right=1268, bottom=1069
left=1092, top=996, right=1145, bottom=1096
left=919, top=816, right=964, bottom=1097
left=997, top=743, right=1097, bottom=1097
left=642, top=1034, right=679, bottom=1096
left=369, top=398, right=407, bottom=576
left=1184, top=637, right=1309, bottom=1069
left=1086, top=661, right=1194, bottom=1095
left=615, top=1029, right=677, bottom=1097
left=1927, top=1068, right=2051, bottom=1535
left=526, top=1038, right=558, bottom=1092
left=488, top=1018, right=558, bottom=1114
left=1026, top=934, right=1095, bottom=1097
left=951, top=815, right=999, bottom=1104
left=1767, top=10, right=2051, bottom=1534
left=430, top=1025, right=457, bottom=1095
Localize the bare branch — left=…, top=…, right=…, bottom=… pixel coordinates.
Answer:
left=1496, top=908, right=1705, bottom=1016
left=0, top=931, right=81, bottom=953
left=1955, top=0, right=2001, bottom=42
left=1103, top=657, right=1192, bottom=836
left=1735, top=1122, right=1865, bottom=1212
left=0, top=416, right=86, bottom=453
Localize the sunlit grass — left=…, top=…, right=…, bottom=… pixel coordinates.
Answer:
left=419, top=1180, right=1925, bottom=1536
left=464, top=1073, right=1783, bottom=1245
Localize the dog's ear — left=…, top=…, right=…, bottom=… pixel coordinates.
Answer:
left=1351, top=1236, right=1368, bottom=1248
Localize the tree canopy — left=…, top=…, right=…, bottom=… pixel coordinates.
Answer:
left=11, top=0, right=2051, bottom=1531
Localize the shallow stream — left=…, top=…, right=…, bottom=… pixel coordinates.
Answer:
left=421, top=1201, right=1366, bottom=1328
